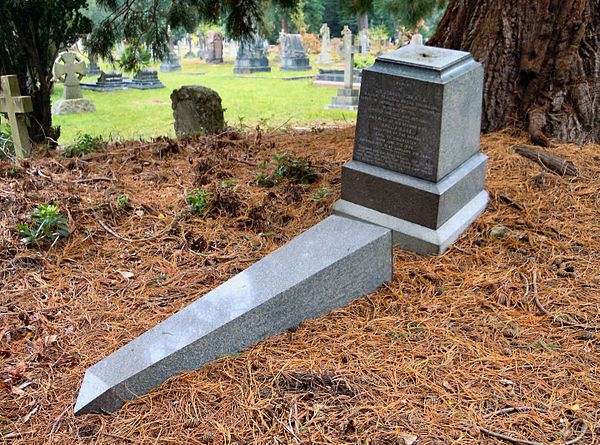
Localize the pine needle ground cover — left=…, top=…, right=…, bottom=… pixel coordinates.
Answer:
left=1, top=128, right=598, bottom=444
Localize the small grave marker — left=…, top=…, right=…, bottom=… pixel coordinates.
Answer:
left=279, top=32, right=311, bottom=71
left=52, top=51, right=96, bottom=115
left=317, top=23, right=332, bottom=64
left=0, top=75, right=33, bottom=159
left=53, top=51, right=86, bottom=100
left=233, top=36, right=271, bottom=74
left=325, top=25, right=359, bottom=110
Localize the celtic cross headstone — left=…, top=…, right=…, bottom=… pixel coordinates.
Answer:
left=317, top=23, right=332, bottom=64
left=53, top=51, right=86, bottom=100
left=0, top=75, right=33, bottom=159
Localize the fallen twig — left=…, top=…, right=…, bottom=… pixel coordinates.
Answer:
left=476, top=425, right=544, bottom=445
left=531, top=272, right=600, bottom=330
left=514, top=145, right=578, bottom=176
left=97, top=213, right=184, bottom=243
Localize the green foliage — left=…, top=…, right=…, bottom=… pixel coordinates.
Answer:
left=62, top=133, right=105, bottom=157
left=0, top=0, right=92, bottom=142
left=0, top=125, right=14, bottom=160
left=119, top=44, right=152, bottom=74
left=187, top=189, right=210, bottom=215
left=220, top=179, right=238, bottom=188
left=117, top=194, right=130, bottom=210
left=375, top=0, right=447, bottom=29
left=312, top=187, right=330, bottom=201
left=257, top=153, right=318, bottom=187
left=354, top=54, right=376, bottom=69
left=17, top=204, right=70, bottom=246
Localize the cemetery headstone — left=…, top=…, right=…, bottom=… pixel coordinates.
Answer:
left=205, top=31, right=224, bottom=64
left=130, top=69, right=165, bottom=90
left=160, top=52, right=182, bottom=72
left=317, top=23, right=333, bottom=64
left=171, top=85, right=225, bottom=136
left=74, top=44, right=488, bottom=417
left=411, top=32, right=424, bottom=45
left=360, top=31, right=369, bottom=54
left=0, top=75, right=33, bottom=159
left=233, top=36, right=271, bottom=74
left=197, top=35, right=206, bottom=59
left=227, top=40, right=239, bottom=59
left=87, top=55, right=101, bottom=77
left=325, top=26, right=359, bottom=110
left=279, top=32, right=311, bottom=71
left=184, top=35, right=196, bottom=59
left=52, top=51, right=96, bottom=115
left=333, top=45, right=489, bottom=254
left=81, top=71, right=128, bottom=92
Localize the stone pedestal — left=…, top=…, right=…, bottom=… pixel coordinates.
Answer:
left=333, top=45, right=488, bottom=255
left=280, top=34, right=311, bottom=71
left=81, top=71, right=128, bottom=92
left=325, top=88, right=359, bottom=110
left=130, top=69, right=164, bottom=90
left=160, top=53, right=182, bottom=72
left=52, top=98, right=96, bottom=115
left=234, top=38, right=271, bottom=74
left=87, top=62, right=101, bottom=77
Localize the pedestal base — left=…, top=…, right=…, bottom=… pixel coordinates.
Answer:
left=233, top=58, right=271, bottom=74
left=326, top=88, right=359, bottom=110
left=52, top=98, right=96, bottom=116
left=333, top=190, right=488, bottom=255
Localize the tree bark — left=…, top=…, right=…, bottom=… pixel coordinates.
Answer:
left=281, top=16, right=289, bottom=33
left=428, top=0, right=599, bottom=145
left=358, top=12, right=369, bottom=32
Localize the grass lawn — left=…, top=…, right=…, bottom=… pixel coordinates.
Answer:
left=52, top=56, right=357, bottom=143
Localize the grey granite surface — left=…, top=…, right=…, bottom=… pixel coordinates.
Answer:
left=75, top=215, right=392, bottom=414
left=341, top=153, right=487, bottom=229
left=334, top=190, right=488, bottom=255
left=354, top=46, right=483, bottom=182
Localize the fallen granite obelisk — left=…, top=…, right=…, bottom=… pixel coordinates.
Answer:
left=75, top=45, right=488, bottom=415
left=75, top=216, right=392, bottom=414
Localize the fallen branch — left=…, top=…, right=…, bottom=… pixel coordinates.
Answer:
left=514, top=145, right=578, bottom=176
left=484, top=406, right=546, bottom=419
left=531, top=272, right=600, bottom=330
left=476, top=425, right=544, bottom=445
left=97, top=213, right=184, bottom=243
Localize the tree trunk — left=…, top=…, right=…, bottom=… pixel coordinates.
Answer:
left=428, top=0, right=599, bottom=145
left=358, top=11, right=369, bottom=32
left=281, top=16, right=289, bottom=33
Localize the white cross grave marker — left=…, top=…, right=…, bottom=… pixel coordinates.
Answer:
left=0, top=75, right=33, bottom=159
left=53, top=51, right=87, bottom=100
left=342, top=25, right=355, bottom=89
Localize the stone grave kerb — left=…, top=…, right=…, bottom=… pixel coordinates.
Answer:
left=53, top=51, right=86, bottom=100
left=0, top=75, right=33, bottom=159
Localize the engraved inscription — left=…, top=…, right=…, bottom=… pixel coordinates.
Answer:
left=354, top=72, right=442, bottom=180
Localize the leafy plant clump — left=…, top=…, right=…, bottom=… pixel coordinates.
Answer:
left=257, top=153, right=318, bottom=187
left=117, top=194, right=130, bottom=210
left=62, top=133, right=105, bottom=157
left=17, top=204, right=70, bottom=246
left=187, top=189, right=210, bottom=216
left=0, top=125, right=14, bottom=159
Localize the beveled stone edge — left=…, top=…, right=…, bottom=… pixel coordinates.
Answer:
left=333, top=190, right=489, bottom=255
